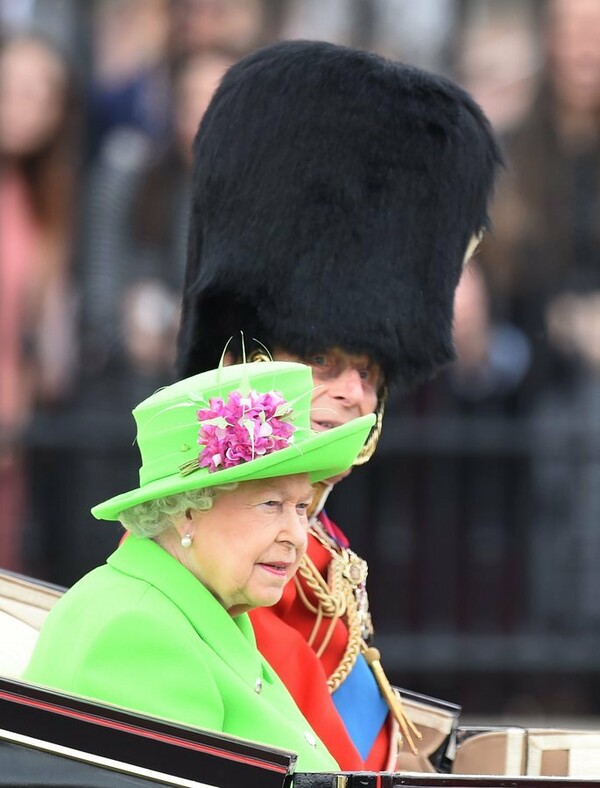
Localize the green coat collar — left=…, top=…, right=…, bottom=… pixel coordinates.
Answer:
left=108, top=536, right=264, bottom=690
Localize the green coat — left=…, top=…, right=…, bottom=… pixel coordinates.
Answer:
left=24, top=536, right=337, bottom=773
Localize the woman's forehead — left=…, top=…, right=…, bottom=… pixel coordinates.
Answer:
left=237, top=475, right=313, bottom=497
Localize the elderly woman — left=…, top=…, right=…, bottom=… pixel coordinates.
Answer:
left=23, top=360, right=374, bottom=772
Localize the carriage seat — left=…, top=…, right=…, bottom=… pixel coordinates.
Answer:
left=0, top=569, right=64, bottom=678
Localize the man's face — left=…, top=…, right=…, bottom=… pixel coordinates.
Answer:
left=274, top=348, right=383, bottom=483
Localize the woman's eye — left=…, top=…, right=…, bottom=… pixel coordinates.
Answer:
left=263, top=500, right=282, bottom=508
left=310, top=355, right=328, bottom=367
left=296, top=502, right=310, bottom=514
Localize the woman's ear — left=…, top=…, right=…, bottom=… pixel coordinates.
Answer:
left=167, top=510, right=195, bottom=541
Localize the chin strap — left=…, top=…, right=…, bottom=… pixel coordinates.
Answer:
left=307, top=481, right=333, bottom=521
left=352, top=387, right=387, bottom=466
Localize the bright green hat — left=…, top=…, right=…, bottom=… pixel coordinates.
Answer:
left=92, top=361, right=375, bottom=521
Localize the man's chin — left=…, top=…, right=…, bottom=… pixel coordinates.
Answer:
left=325, top=467, right=353, bottom=486
left=308, top=419, right=356, bottom=484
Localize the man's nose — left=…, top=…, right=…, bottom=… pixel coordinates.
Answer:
left=331, top=367, right=364, bottom=406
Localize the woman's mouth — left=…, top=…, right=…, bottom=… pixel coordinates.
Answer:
left=257, top=562, right=291, bottom=577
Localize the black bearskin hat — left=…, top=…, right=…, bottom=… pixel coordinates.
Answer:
left=177, top=40, right=502, bottom=385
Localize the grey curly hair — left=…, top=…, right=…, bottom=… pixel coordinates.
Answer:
left=119, top=484, right=238, bottom=538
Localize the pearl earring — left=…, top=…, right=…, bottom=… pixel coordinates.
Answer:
left=181, top=534, right=193, bottom=548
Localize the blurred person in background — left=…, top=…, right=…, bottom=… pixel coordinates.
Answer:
left=122, top=51, right=233, bottom=380
left=82, top=50, right=232, bottom=394
left=280, top=0, right=459, bottom=73
left=87, top=0, right=281, bottom=163
left=475, top=0, right=600, bottom=632
left=447, top=262, right=530, bottom=407
left=60, top=50, right=233, bottom=586
left=168, top=0, right=282, bottom=60
left=87, top=0, right=171, bottom=160
left=0, top=34, right=79, bottom=572
left=457, top=0, right=540, bottom=136
left=479, top=0, right=600, bottom=401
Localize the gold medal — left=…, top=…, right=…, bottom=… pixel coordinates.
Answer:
left=340, top=550, right=368, bottom=588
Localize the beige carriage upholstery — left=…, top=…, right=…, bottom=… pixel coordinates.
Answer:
left=0, top=569, right=64, bottom=678
left=527, top=730, right=600, bottom=778
left=454, top=725, right=600, bottom=778
left=453, top=727, right=527, bottom=775
left=395, top=693, right=460, bottom=773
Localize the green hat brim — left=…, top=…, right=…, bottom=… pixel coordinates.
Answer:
left=92, top=413, right=375, bottom=521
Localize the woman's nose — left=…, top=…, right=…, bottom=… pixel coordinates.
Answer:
left=280, top=508, right=308, bottom=550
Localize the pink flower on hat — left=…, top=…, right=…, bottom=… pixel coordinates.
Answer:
left=196, top=390, right=296, bottom=473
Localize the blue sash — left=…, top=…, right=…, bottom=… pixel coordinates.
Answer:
left=331, top=652, right=388, bottom=760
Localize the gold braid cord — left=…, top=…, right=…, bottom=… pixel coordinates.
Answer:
left=296, top=551, right=364, bottom=692
left=296, top=524, right=422, bottom=756
left=363, top=647, right=422, bottom=756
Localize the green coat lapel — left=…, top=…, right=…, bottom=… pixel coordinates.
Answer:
left=108, top=536, right=262, bottom=689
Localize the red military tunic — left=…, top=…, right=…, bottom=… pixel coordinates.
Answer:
left=250, top=512, right=393, bottom=771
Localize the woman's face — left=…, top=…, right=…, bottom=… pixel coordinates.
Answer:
left=0, top=39, right=67, bottom=157
left=169, top=474, right=313, bottom=616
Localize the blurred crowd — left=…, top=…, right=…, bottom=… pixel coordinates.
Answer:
left=0, top=0, right=599, bottom=639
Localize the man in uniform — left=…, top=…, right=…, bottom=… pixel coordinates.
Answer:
left=177, top=40, right=502, bottom=770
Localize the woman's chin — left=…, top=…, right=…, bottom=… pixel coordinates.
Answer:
left=251, top=586, right=286, bottom=610
left=227, top=589, right=285, bottom=616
